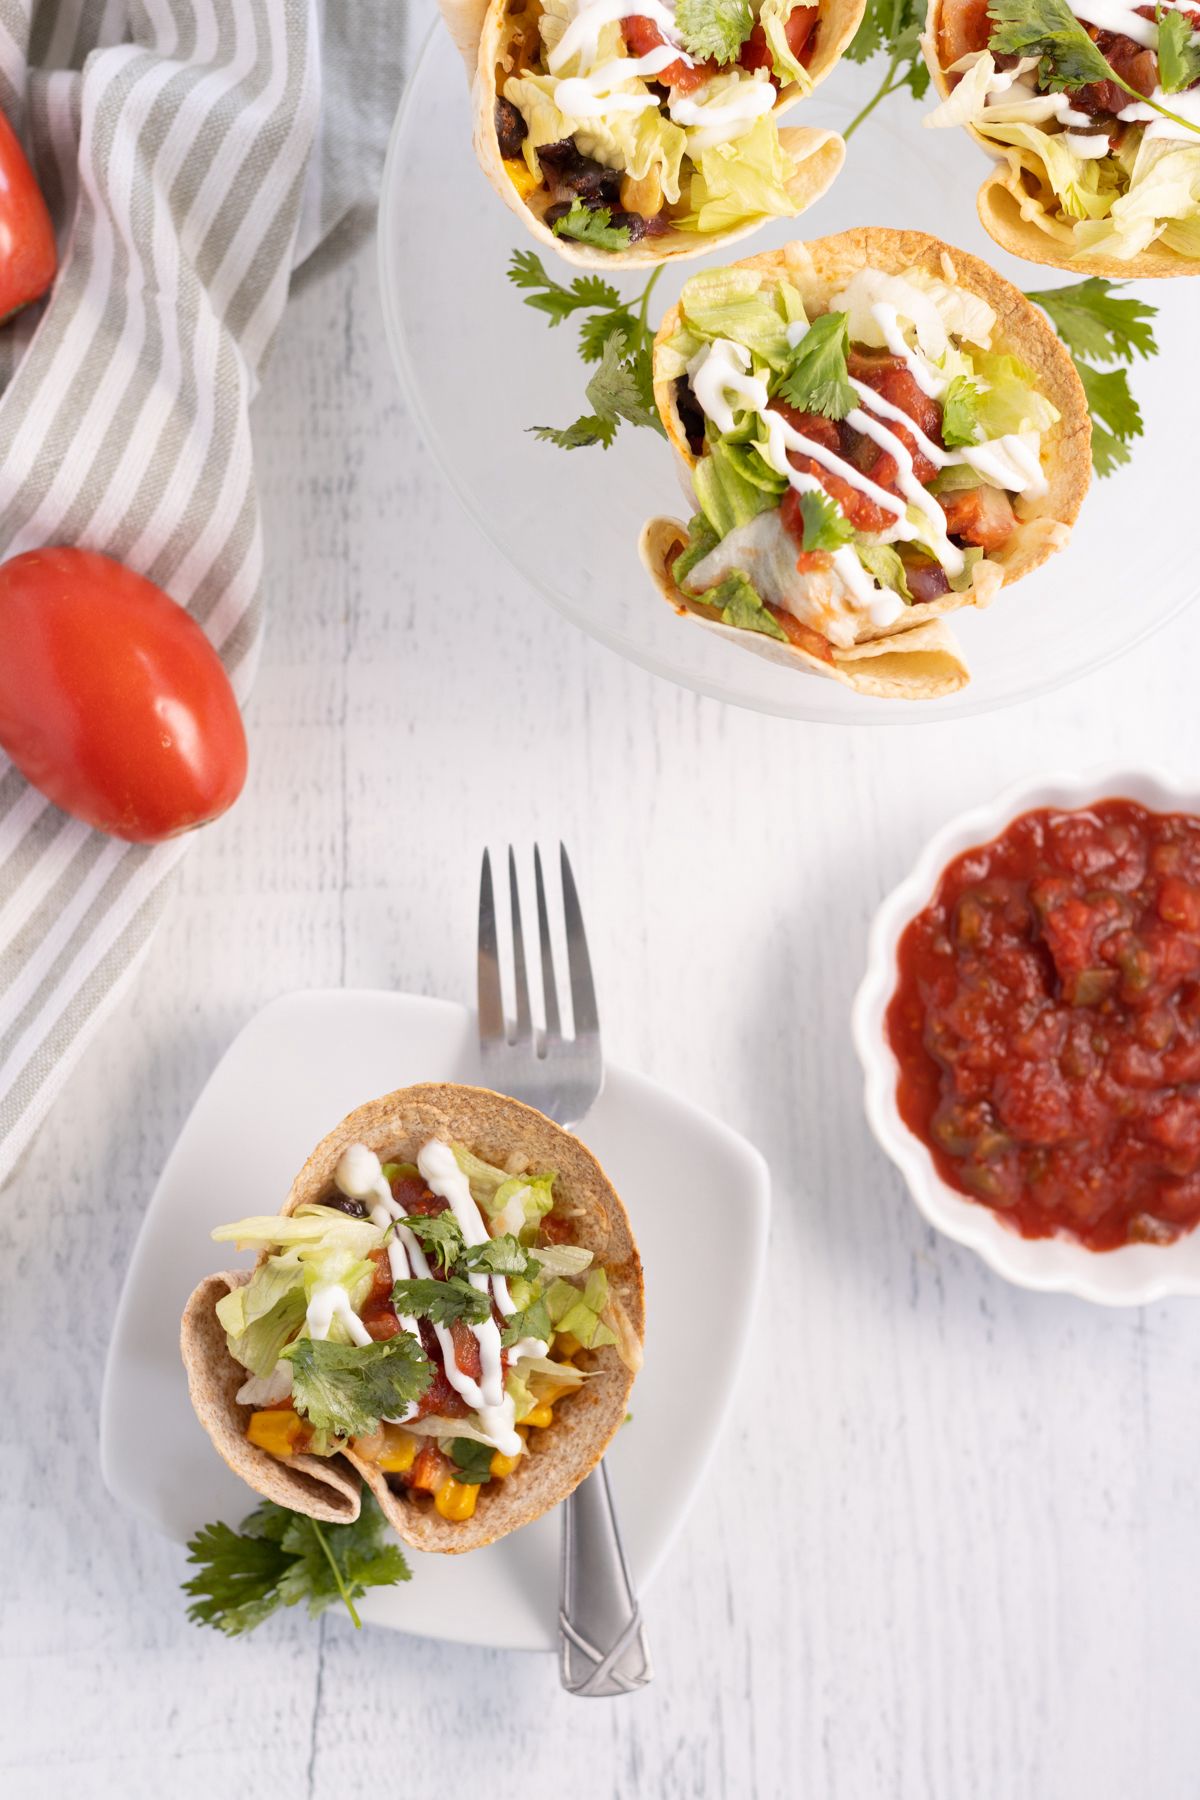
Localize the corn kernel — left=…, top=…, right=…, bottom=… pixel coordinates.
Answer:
left=619, top=168, right=662, bottom=216
left=247, top=1408, right=303, bottom=1458
left=524, top=1401, right=555, bottom=1429
left=489, top=1449, right=522, bottom=1479
left=504, top=157, right=539, bottom=201
left=377, top=1426, right=417, bottom=1474
left=434, top=1478, right=479, bottom=1521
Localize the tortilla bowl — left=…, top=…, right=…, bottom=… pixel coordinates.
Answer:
left=445, top=0, right=860, bottom=269
left=642, top=227, right=1091, bottom=691
left=922, top=0, right=1200, bottom=280
left=181, top=1082, right=644, bottom=1555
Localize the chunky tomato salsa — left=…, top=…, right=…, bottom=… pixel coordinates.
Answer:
left=886, top=800, right=1200, bottom=1251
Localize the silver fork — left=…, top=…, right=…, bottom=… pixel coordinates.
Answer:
left=478, top=844, right=652, bottom=1698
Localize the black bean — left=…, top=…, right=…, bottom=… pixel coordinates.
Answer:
left=674, top=377, right=706, bottom=457
left=537, top=141, right=621, bottom=206
left=321, top=1194, right=368, bottom=1218
left=494, top=97, right=528, bottom=160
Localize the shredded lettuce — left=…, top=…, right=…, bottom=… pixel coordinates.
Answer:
left=673, top=266, right=801, bottom=369
left=211, top=1207, right=383, bottom=1257
left=545, top=1270, right=618, bottom=1348
left=677, top=114, right=798, bottom=235
left=694, top=438, right=781, bottom=537
left=969, top=352, right=1060, bottom=438
left=760, top=0, right=814, bottom=88
left=530, top=1243, right=594, bottom=1278
left=855, top=542, right=912, bottom=600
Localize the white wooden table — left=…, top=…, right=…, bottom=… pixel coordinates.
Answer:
left=5, top=162, right=1200, bottom=1800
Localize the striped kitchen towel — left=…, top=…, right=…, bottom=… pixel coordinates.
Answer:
left=0, top=0, right=404, bottom=1184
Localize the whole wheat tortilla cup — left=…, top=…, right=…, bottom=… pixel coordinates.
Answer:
left=922, top=0, right=1200, bottom=279
left=181, top=1082, right=644, bottom=1556
left=444, top=0, right=861, bottom=269
left=642, top=227, right=1091, bottom=694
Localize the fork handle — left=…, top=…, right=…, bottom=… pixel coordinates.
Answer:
left=559, top=1460, right=652, bottom=1696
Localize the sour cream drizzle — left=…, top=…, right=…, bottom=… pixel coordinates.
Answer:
left=544, top=0, right=775, bottom=141
left=686, top=276, right=1053, bottom=621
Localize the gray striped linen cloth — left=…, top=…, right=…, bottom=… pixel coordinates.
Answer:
left=0, top=0, right=404, bottom=1184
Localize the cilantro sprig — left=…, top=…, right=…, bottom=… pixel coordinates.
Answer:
left=988, top=0, right=1200, bottom=137
left=777, top=311, right=856, bottom=418
left=448, top=1437, right=497, bottom=1485
left=391, top=1274, right=494, bottom=1327
left=941, top=375, right=984, bottom=449
left=1158, top=5, right=1200, bottom=95
left=184, top=1495, right=409, bottom=1637
left=284, top=1333, right=433, bottom=1438
left=842, top=0, right=930, bottom=140
left=510, top=251, right=667, bottom=450
left=675, top=0, right=755, bottom=63
left=398, top=1211, right=463, bottom=1273
left=1025, top=277, right=1158, bottom=476
left=797, top=489, right=855, bottom=552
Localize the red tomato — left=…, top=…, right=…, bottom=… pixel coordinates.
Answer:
left=0, top=548, right=247, bottom=843
left=0, top=109, right=56, bottom=319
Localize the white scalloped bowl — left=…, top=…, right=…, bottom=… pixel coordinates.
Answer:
left=852, top=768, right=1200, bottom=1306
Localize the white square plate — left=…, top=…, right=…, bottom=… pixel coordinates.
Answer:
left=99, top=990, right=770, bottom=1651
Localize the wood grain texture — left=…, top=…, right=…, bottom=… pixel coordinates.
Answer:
left=6, top=23, right=1200, bottom=1792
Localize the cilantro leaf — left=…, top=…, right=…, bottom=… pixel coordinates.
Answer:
left=987, top=0, right=1117, bottom=88
left=1023, top=277, right=1158, bottom=365
left=500, top=1294, right=553, bottom=1346
left=458, top=1233, right=537, bottom=1278
left=283, top=1333, right=432, bottom=1438
left=778, top=312, right=855, bottom=419
left=530, top=413, right=618, bottom=450
left=182, top=1517, right=294, bottom=1637
left=448, top=1437, right=496, bottom=1485
left=552, top=200, right=633, bottom=252
left=941, top=375, right=984, bottom=448
left=797, top=489, right=854, bottom=552
left=391, top=1274, right=494, bottom=1327
left=508, top=251, right=620, bottom=325
left=578, top=304, right=634, bottom=364
left=398, top=1211, right=463, bottom=1274
left=1023, top=278, right=1156, bottom=478
left=675, top=0, right=755, bottom=63
left=1076, top=360, right=1144, bottom=477
left=1158, top=5, right=1200, bottom=94
left=586, top=329, right=663, bottom=434
left=184, top=1495, right=409, bottom=1637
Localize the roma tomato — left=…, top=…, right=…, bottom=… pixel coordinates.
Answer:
left=0, top=548, right=247, bottom=843
left=0, top=109, right=56, bottom=318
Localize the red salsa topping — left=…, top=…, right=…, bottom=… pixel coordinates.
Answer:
left=886, top=800, right=1200, bottom=1251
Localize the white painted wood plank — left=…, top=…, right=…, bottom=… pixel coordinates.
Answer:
left=5, top=135, right=1200, bottom=1800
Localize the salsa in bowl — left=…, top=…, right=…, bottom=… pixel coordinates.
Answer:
left=853, top=770, right=1200, bottom=1304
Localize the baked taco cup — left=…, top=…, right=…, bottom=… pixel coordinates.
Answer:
left=923, top=0, right=1200, bottom=276
left=640, top=228, right=1091, bottom=697
left=181, top=1083, right=643, bottom=1555
left=443, top=0, right=859, bottom=267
